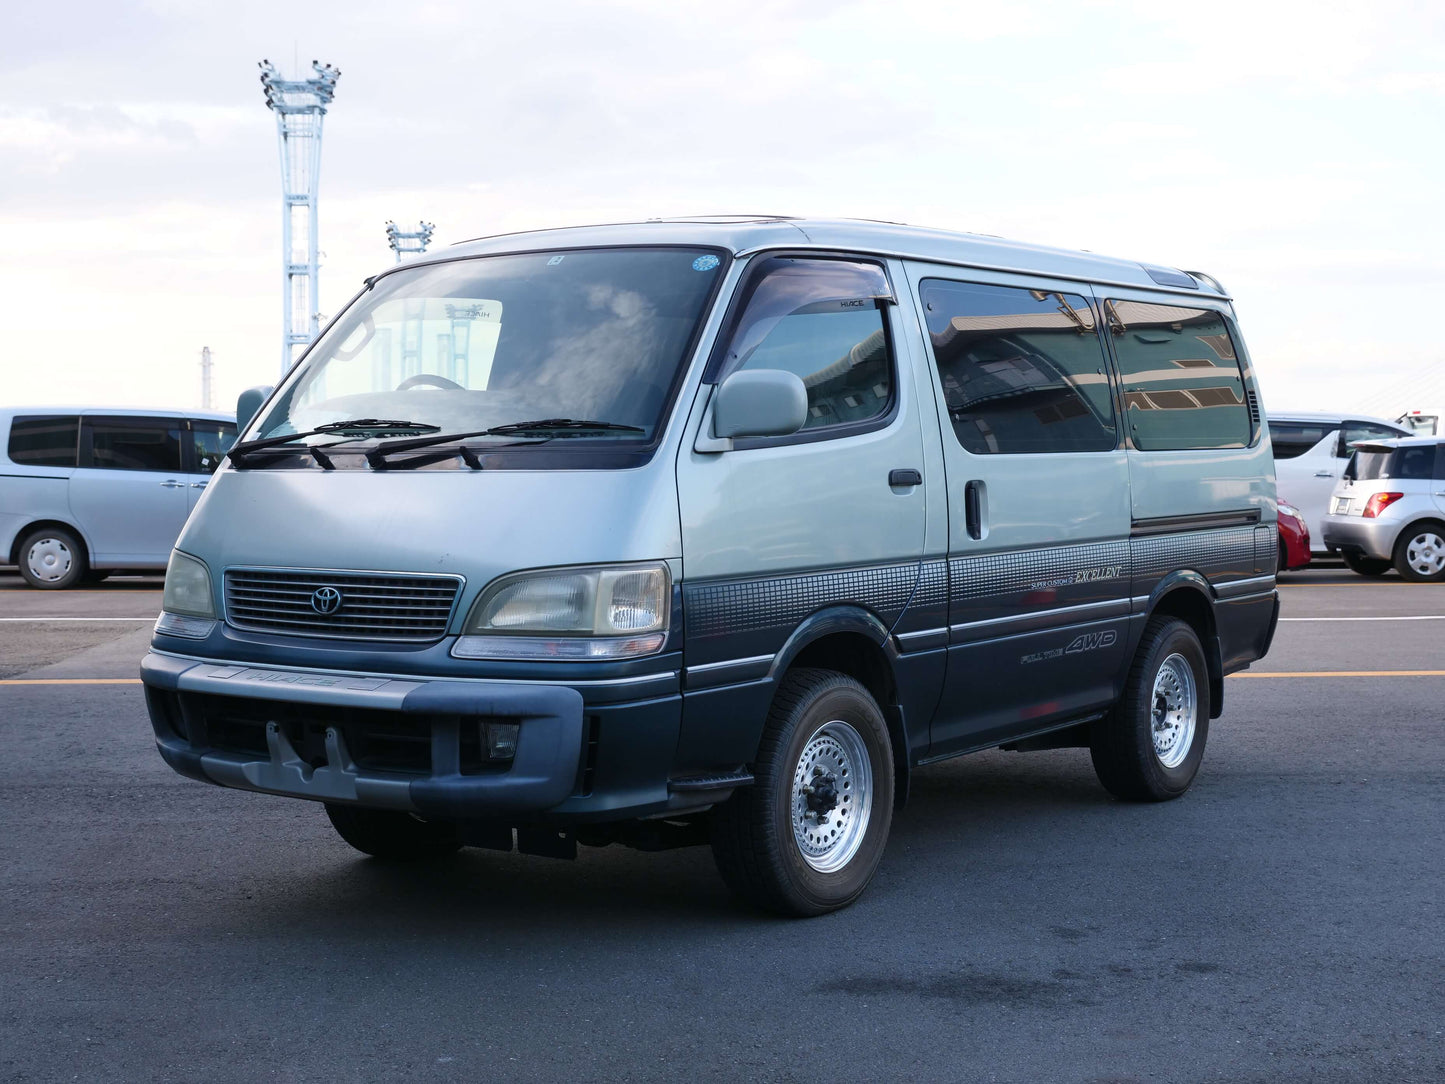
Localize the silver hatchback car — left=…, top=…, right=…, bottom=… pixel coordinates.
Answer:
left=1322, top=438, right=1445, bottom=580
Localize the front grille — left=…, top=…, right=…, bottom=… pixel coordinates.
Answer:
left=224, top=568, right=462, bottom=641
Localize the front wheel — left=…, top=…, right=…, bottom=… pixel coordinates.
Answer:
left=1090, top=617, right=1210, bottom=801
left=711, top=669, right=894, bottom=916
left=1393, top=522, right=1445, bottom=582
left=324, top=804, right=462, bottom=860
left=1343, top=550, right=1391, bottom=577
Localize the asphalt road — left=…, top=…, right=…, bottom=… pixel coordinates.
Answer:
left=1, top=567, right=1442, bottom=1082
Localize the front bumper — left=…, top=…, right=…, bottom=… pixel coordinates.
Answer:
left=1321, top=514, right=1398, bottom=561
left=140, top=652, right=689, bottom=821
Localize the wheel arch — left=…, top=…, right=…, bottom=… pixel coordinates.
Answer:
left=768, top=606, right=911, bottom=809
left=10, top=518, right=92, bottom=569
left=1143, top=573, right=1224, bottom=719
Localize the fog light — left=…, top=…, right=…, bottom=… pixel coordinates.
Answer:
left=486, top=722, right=519, bottom=760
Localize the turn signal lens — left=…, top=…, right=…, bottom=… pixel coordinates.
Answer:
left=1363, top=492, right=1404, bottom=518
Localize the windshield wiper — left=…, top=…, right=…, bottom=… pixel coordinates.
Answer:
left=228, top=420, right=442, bottom=468
left=484, top=418, right=645, bottom=435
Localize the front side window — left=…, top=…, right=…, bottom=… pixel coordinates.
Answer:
left=85, top=418, right=183, bottom=472
left=1107, top=299, right=1251, bottom=451
left=1338, top=421, right=1408, bottom=458
left=921, top=279, right=1116, bottom=454
left=715, top=257, right=894, bottom=433
left=8, top=415, right=79, bottom=467
left=191, top=422, right=237, bottom=475
left=253, top=247, right=725, bottom=445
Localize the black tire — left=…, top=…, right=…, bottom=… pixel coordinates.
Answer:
left=1090, top=617, right=1210, bottom=802
left=1392, top=521, right=1445, bottom=583
left=1343, top=550, right=1391, bottom=577
left=1277, top=538, right=1288, bottom=574
left=81, top=570, right=111, bottom=584
left=324, top=803, right=462, bottom=860
left=16, top=526, right=87, bottom=589
left=711, top=668, right=894, bottom=917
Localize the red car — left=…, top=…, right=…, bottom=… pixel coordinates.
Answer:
left=1277, top=498, right=1311, bottom=570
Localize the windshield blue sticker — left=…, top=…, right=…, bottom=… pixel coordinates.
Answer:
left=692, top=254, right=720, bottom=272
left=547, top=255, right=565, bottom=266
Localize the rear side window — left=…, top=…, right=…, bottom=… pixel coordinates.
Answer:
left=920, top=279, right=1116, bottom=454
left=7, top=415, right=79, bottom=467
left=84, top=418, right=183, bottom=472
left=1106, top=300, right=1251, bottom=451
left=1348, top=445, right=1438, bottom=481
left=1269, top=421, right=1336, bottom=460
left=716, top=257, right=894, bottom=434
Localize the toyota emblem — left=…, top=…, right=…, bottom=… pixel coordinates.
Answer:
left=310, top=586, right=343, bottom=615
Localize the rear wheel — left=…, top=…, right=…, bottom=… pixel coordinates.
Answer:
left=1343, top=550, right=1391, bottom=577
left=1090, top=616, right=1209, bottom=801
left=17, top=526, right=87, bottom=589
left=1394, top=522, right=1445, bottom=582
left=711, top=668, right=894, bottom=916
left=324, top=804, right=461, bottom=860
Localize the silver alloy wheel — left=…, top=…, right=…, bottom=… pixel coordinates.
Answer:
left=1404, top=532, right=1445, bottom=577
left=791, top=719, right=873, bottom=874
left=1151, top=653, right=1197, bottom=769
left=26, top=537, right=73, bottom=583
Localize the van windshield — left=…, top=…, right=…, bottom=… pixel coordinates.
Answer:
left=253, top=247, right=726, bottom=443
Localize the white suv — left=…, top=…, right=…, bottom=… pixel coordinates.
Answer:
left=1269, top=411, right=1409, bottom=555
left=1322, top=438, right=1445, bottom=580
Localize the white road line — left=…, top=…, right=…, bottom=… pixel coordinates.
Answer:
left=0, top=617, right=155, bottom=622
left=1279, top=615, right=1445, bottom=622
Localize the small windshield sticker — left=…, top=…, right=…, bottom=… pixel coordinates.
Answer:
left=692, top=254, right=720, bottom=272
left=547, top=255, right=565, bottom=266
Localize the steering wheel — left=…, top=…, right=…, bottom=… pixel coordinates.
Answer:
left=395, top=373, right=464, bottom=391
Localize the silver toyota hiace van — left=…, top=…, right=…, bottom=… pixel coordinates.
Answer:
left=141, top=217, right=1279, bottom=915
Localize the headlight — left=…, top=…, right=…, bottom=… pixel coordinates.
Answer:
left=157, top=550, right=216, bottom=638
left=453, top=563, right=670, bottom=660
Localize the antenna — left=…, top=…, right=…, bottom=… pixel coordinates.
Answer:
left=259, top=58, right=341, bottom=375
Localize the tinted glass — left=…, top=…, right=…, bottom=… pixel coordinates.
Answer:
left=255, top=247, right=724, bottom=443
left=1339, top=421, right=1408, bottom=457
left=1107, top=300, right=1251, bottom=451
left=192, top=421, right=237, bottom=475
left=721, top=259, right=894, bottom=432
left=1269, top=421, right=1335, bottom=460
left=87, top=419, right=183, bottom=472
left=921, top=279, right=1115, bottom=454
left=7, top=415, right=78, bottom=467
left=1349, top=446, right=1436, bottom=481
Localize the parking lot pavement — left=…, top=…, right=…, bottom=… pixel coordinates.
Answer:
left=1, top=569, right=1442, bottom=1082
left=0, top=574, right=162, bottom=678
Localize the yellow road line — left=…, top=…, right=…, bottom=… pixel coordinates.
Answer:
left=0, top=678, right=142, bottom=686
left=1230, top=670, right=1445, bottom=678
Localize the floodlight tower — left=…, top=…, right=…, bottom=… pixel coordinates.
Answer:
left=386, top=221, right=435, bottom=262
left=259, top=58, right=340, bottom=375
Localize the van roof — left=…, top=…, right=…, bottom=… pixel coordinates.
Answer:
left=421, top=216, right=1229, bottom=298
left=0, top=406, right=234, bottom=421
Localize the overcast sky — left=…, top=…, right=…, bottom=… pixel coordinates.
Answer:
left=3, top=0, right=1443, bottom=419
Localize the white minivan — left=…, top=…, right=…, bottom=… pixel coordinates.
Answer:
left=0, top=407, right=236, bottom=588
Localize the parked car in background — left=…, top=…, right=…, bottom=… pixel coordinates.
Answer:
left=1269, top=411, right=1410, bottom=555
left=1395, top=409, right=1441, bottom=436
left=1276, top=498, right=1311, bottom=571
left=1323, top=437, right=1445, bottom=581
left=0, top=407, right=236, bottom=589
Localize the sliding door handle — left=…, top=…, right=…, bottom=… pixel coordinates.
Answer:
left=965, top=479, right=987, bottom=539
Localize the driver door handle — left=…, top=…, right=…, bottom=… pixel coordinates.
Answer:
left=888, top=468, right=922, bottom=488
left=1314, top=471, right=1334, bottom=477
left=159, top=480, right=185, bottom=488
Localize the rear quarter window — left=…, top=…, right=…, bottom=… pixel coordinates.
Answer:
left=7, top=415, right=80, bottom=467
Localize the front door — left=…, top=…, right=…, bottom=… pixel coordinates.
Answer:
left=903, top=265, right=1133, bottom=755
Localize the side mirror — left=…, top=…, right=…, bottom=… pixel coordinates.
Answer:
left=236, top=386, right=275, bottom=432
left=712, top=369, right=808, bottom=440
